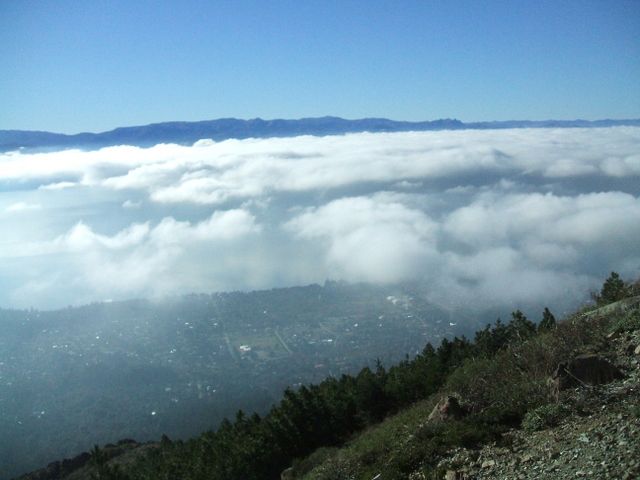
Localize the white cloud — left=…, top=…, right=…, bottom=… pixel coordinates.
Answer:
left=5, top=201, right=41, bottom=212
left=2, top=127, right=639, bottom=203
left=600, top=153, right=640, bottom=177
left=443, top=191, right=640, bottom=250
left=78, top=210, right=257, bottom=297
left=38, top=181, right=78, bottom=190
left=282, top=189, right=640, bottom=310
left=286, top=195, right=438, bottom=283
left=61, top=221, right=151, bottom=251
left=1, top=127, right=639, bottom=311
left=1, top=209, right=261, bottom=301
left=122, top=199, right=142, bottom=209
left=148, top=209, right=260, bottom=244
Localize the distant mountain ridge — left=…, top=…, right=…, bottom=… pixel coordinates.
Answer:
left=2, top=116, right=640, bottom=152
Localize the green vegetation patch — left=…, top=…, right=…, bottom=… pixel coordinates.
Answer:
left=608, top=307, right=640, bottom=334
left=522, top=403, right=572, bottom=432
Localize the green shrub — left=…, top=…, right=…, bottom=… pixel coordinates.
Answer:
left=423, top=418, right=503, bottom=449
left=292, top=447, right=339, bottom=477
left=510, top=333, right=566, bottom=378
left=522, top=403, right=571, bottom=432
left=304, top=453, right=357, bottom=480
left=382, top=417, right=505, bottom=477
left=608, top=308, right=640, bottom=334
left=444, top=354, right=552, bottom=419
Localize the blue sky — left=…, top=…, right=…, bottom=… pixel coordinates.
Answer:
left=1, top=0, right=639, bottom=133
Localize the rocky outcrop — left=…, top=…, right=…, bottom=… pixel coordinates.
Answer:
left=552, top=354, right=623, bottom=392
left=427, top=396, right=467, bottom=423
left=281, top=467, right=294, bottom=480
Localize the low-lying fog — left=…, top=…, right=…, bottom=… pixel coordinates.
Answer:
left=1, top=127, right=639, bottom=312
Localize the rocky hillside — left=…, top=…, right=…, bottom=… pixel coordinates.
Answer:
left=435, top=305, right=640, bottom=480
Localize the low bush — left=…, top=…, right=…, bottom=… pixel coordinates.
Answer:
left=444, top=353, right=552, bottom=420
left=608, top=308, right=640, bottom=334
left=291, top=447, right=339, bottom=478
left=303, top=452, right=357, bottom=480
left=522, top=403, right=571, bottom=432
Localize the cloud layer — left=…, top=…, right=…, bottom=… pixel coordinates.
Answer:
left=1, top=127, right=639, bottom=312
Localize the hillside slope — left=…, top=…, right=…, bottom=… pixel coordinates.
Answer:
left=457, top=302, right=640, bottom=480
left=294, top=297, right=639, bottom=480
left=14, top=277, right=640, bottom=480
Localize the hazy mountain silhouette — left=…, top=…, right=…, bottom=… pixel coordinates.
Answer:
left=2, top=117, right=639, bottom=152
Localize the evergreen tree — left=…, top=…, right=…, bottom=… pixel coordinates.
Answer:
left=599, top=271, right=627, bottom=305
left=538, top=307, right=556, bottom=331
left=474, top=319, right=511, bottom=356
left=508, top=310, right=536, bottom=342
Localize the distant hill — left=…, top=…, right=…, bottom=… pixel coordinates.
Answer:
left=2, top=117, right=639, bottom=152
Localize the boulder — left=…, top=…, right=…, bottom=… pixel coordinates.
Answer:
left=281, top=466, right=294, bottom=480
left=481, top=459, right=496, bottom=468
left=427, top=396, right=467, bottom=422
left=445, top=470, right=469, bottom=480
left=553, top=354, right=623, bottom=392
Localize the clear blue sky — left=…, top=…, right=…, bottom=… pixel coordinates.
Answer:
left=1, top=0, right=639, bottom=133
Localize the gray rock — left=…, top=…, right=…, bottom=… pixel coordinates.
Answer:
left=280, top=466, right=294, bottom=480
left=482, top=459, right=496, bottom=468
left=427, top=396, right=467, bottom=422
left=553, top=354, right=624, bottom=392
